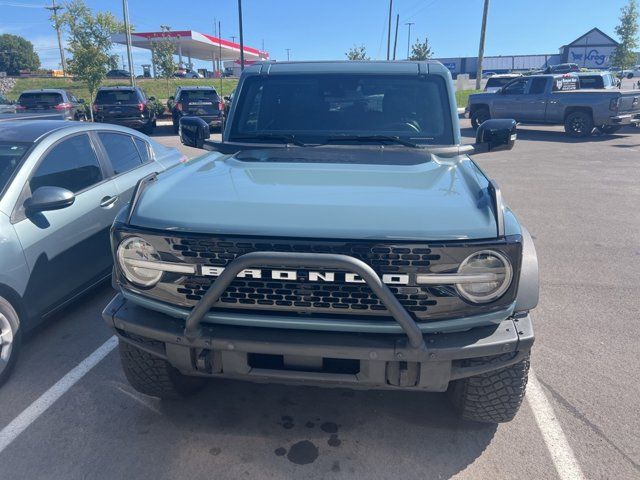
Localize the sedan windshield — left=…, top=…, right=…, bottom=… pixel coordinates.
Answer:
left=0, top=142, right=31, bottom=196
left=229, top=74, right=454, bottom=145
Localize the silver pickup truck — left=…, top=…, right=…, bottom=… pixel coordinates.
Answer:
left=468, top=74, right=640, bottom=136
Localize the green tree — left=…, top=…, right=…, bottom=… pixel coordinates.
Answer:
left=610, top=0, right=639, bottom=71
left=0, top=34, right=40, bottom=75
left=152, top=26, right=177, bottom=94
left=408, top=37, right=433, bottom=60
left=59, top=0, right=123, bottom=120
left=345, top=45, right=369, bottom=61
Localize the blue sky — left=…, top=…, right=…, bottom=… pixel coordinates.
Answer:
left=0, top=0, right=634, bottom=73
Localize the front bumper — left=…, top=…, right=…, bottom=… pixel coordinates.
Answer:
left=103, top=293, right=534, bottom=391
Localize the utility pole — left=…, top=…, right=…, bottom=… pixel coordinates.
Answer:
left=475, top=0, right=490, bottom=90
left=405, top=22, right=414, bottom=59
left=392, top=14, right=399, bottom=60
left=218, top=20, right=223, bottom=92
left=285, top=48, right=291, bottom=61
left=122, top=0, right=135, bottom=86
left=231, top=36, right=237, bottom=43
left=45, top=0, right=67, bottom=76
left=386, top=0, right=393, bottom=60
left=238, top=0, right=245, bottom=71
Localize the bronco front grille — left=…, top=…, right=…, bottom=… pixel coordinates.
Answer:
left=120, top=234, right=522, bottom=323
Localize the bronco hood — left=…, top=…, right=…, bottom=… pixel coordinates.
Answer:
left=130, top=147, right=499, bottom=241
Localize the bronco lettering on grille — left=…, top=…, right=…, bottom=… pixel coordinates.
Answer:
left=199, top=266, right=410, bottom=285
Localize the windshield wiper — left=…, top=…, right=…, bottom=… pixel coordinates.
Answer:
left=323, top=135, right=422, bottom=148
left=232, top=134, right=308, bottom=147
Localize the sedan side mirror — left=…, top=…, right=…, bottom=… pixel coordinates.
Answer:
left=25, top=186, right=75, bottom=214
left=472, top=119, right=517, bottom=154
left=179, top=116, right=210, bottom=149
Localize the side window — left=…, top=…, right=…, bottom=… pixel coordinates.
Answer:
left=503, top=79, right=528, bottom=95
left=30, top=134, right=103, bottom=193
left=133, top=137, right=152, bottom=163
left=98, top=132, right=142, bottom=175
left=529, top=78, right=547, bottom=95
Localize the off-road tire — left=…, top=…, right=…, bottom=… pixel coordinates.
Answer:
left=0, top=296, right=21, bottom=387
left=447, top=353, right=530, bottom=423
left=564, top=111, right=594, bottom=137
left=118, top=340, right=205, bottom=399
left=141, top=121, right=154, bottom=136
left=597, top=125, right=622, bottom=135
left=470, top=108, right=490, bottom=129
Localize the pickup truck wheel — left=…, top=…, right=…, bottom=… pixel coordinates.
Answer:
left=627, top=73, right=634, bottom=79
left=118, top=340, right=206, bottom=399
left=597, top=125, right=622, bottom=134
left=447, top=352, right=530, bottom=423
left=564, top=111, right=594, bottom=137
left=470, top=108, right=490, bottom=129
left=0, top=296, right=21, bottom=387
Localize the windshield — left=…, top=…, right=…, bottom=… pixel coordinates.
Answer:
left=230, top=74, right=454, bottom=145
left=179, top=90, right=219, bottom=103
left=486, top=77, right=517, bottom=88
left=95, top=90, right=139, bottom=104
left=18, top=92, right=63, bottom=108
left=0, top=142, right=31, bottom=196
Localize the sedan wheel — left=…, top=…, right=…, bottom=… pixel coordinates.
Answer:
left=0, top=297, right=21, bottom=386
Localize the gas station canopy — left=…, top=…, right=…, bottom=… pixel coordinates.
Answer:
left=111, top=30, right=269, bottom=65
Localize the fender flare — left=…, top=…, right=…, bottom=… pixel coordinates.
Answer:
left=515, top=227, right=539, bottom=312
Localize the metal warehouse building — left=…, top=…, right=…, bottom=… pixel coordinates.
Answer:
left=437, top=28, right=640, bottom=76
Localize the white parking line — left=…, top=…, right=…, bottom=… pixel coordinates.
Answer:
left=0, top=336, right=118, bottom=455
left=527, top=369, right=586, bottom=480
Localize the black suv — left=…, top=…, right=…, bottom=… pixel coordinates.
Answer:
left=16, top=89, right=86, bottom=120
left=93, top=86, right=156, bottom=134
left=170, top=86, right=224, bottom=133
left=106, top=69, right=132, bottom=78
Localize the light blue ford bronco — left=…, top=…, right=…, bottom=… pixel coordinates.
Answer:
left=103, top=61, right=538, bottom=423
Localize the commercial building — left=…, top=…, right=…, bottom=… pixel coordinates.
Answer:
left=437, top=28, right=640, bottom=76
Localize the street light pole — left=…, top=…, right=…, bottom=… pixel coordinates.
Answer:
left=386, top=0, right=393, bottom=60
left=122, top=0, right=135, bottom=86
left=286, top=48, right=291, bottom=61
left=45, top=0, right=67, bottom=76
left=405, top=22, right=414, bottom=59
left=238, top=0, right=245, bottom=71
left=475, top=0, right=490, bottom=90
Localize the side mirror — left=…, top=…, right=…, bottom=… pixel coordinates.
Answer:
left=25, top=186, right=75, bottom=214
left=473, top=119, right=517, bottom=154
left=149, top=96, right=156, bottom=102
left=223, top=96, right=231, bottom=102
left=169, top=96, right=175, bottom=101
left=179, top=116, right=210, bottom=149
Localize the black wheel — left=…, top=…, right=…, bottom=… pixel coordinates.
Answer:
left=627, top=73, right=634, bottom=79
left=118, top=340, right=206, bottom=399
left=470, top=108, right=490, bottom=129
left=564, top=111, right=594, bottom=137
left=0, top=296, right=21, bottom=387
left=597, top=125, right=622, bottom=135
left=447, top=353, right=530, bottom=423
left=141, top=121, right=154, bottom=136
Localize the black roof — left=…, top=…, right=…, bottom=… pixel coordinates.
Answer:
left=0, top=120, right=73, bottom=142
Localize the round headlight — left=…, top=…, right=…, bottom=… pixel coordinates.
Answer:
left=117, top=236, right=163, bottom=287
left=455, top=250, right=512, bottom=303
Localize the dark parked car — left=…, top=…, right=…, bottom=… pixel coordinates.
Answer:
left=170, top=86, right=224, bottom=133
left=93, top=86, right=156, bottom=134
left=0, top=120, right=184, bottom=385
left=106, top=69, right=132, bottom=78
left=544, top=63, right=580, bottom=74
left=16, top=89, right=86, bottom=121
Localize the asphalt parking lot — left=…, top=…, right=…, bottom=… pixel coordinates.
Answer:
left=0, top=119, right=638, bottom=480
